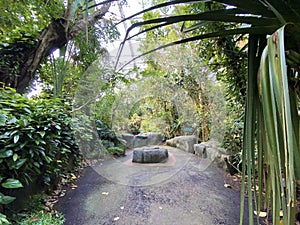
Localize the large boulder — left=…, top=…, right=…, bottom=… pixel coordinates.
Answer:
left=121, top=132, right=163, bottom=149
left=121, top=133, right=135, bottom=148
left=166, top=135, right=197, bottom=153
left=194, top=140, right=230, bottom=169
left=132, top=146, right=168, bottom=163
left=134, top=132, right=163, bottom=148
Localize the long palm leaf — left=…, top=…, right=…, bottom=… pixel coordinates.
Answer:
left=115, top=1, right=300, bottom=224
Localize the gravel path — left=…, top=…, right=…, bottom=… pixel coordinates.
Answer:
left=55, top=147, right=250, bottom=225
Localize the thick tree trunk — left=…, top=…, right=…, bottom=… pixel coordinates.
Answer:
left=17, top=19, right=68, bottom=93
left=0, top=3, right=111, bottom=93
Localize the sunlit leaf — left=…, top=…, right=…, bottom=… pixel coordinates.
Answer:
left=12, top=154, right=18, bottom=162
left=13, top=134, right=19, bottom=144
left=254, top=211, right=267, bottom=217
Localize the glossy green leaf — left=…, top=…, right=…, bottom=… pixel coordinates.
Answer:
left=0, top=150, right=13, bottom=158
left=0, top=193, right=16, bottom=204
left=12, top=154, right=18, bottom=162
left=1, top=179, right=23, bottom=189
left=0, top=212, right=10, bottom=224
left=38, top=131, right=46, bottom=138
left=13, top=134, right=19, bottom=144
left=11, top=159, right=27, bottom=170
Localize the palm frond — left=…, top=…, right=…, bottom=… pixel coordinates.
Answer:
left=116, top=25, right=278, bottom=71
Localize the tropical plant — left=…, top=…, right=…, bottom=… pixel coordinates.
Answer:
left=0, top=0, right=120, bottom=93
left=116, top=1, right=300, bottom=224
left=0, top=86, right=81, bottom=222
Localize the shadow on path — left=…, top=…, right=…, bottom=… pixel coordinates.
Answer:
left=55, top=147, right=250, bottom=225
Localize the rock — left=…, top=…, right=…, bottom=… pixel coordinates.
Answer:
left=166, top=135, right=196, bottom=153
left=206, top=147, right=219, bottom=161
left=121, top=133, right=135, bottom=149
left=194, top=143, right=207, bottom=158
left=134, top=132, right=163, bottom=148
left=218, top=153, right=231, bottom=170
left=195, top=140, right=230, bottom=170
left=121, top=132, right=163, bottom=149
left=132, top=146, right=168, bottom=163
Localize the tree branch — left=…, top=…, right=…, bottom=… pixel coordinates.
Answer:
left=69, top=3, right=111, bottom=39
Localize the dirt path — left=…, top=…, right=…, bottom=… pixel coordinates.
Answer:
left=55, top=147, right=250, bottom=225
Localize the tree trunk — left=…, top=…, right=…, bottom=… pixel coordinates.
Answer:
left=0, top=3, right=111, bottom=93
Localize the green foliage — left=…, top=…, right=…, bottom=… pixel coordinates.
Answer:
left=17, top=211, right=64, bottom=225
left=0, top=86, right=81, bottom=222
left=222, top=102, right=244, bottom=154
left=0, top=0, right=64, bottom=46
left=242, top=26, right=300, bottom=225
left=24, top=194, right=47, bottom=212
left=95, top=120, right=125, bottom=156
left=122, top=2, right=300, bottom=224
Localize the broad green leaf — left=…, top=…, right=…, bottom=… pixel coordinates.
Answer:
left=0, top=213, right=10, bottom=224
left=11, top=159, right=27, bottom=169
left=1, top=179, right=23, bottom=189
left=38, top=131, right=46, bottom=138
left=0, top=150, right=13, bottom=158
left=0, top=193, right=16, bottom=204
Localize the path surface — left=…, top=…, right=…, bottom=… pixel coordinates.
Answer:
left=55, top=147, right=250, bottom=225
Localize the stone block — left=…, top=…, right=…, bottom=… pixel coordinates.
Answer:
left=132, top=147, right=168, bottom=163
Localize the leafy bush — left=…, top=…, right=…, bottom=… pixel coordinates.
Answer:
left=0, top=87, right=81, bottom=221
left=222, top=103, right=244, bottom=154
left=95, top=120, right=125, bottom=156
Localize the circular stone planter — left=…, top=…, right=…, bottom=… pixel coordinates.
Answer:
left=132, top=146, right=168, bottom=163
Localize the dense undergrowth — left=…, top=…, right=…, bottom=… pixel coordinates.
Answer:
left=0, top=87, right=81, bottom=224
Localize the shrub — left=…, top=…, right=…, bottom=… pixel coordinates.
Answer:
left=0, top=87, right=81, bottom=221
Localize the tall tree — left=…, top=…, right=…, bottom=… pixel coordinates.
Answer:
left=0, top=0, right=116, bottom=93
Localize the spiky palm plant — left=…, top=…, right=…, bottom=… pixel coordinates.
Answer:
left=117, top=1, right=300, bottom=224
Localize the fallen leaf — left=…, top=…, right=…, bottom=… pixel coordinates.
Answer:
left=113, top=217, right=120, bottom=221
left=254, top=211, right=267, bottom=217
left=224, top=184, right=232, bottom=188
left=70, top=184, right=78, bottom=189
left=70, top=173, right=77, bottom=179
left=29, top=216, right=39, bottom=222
